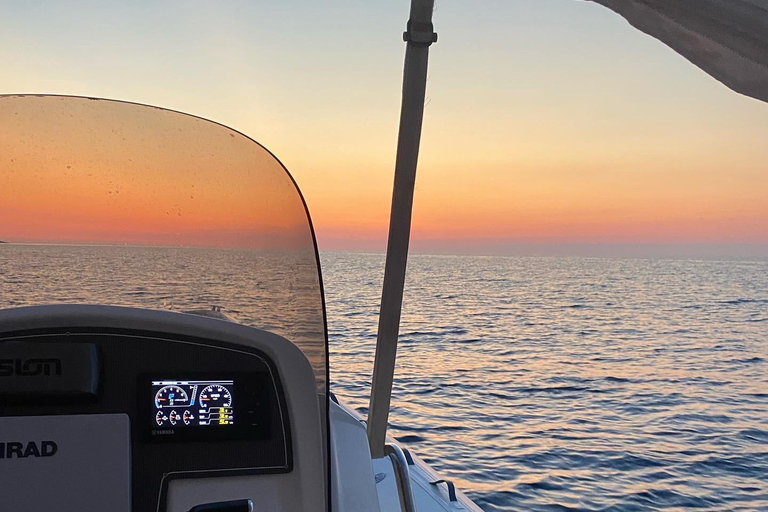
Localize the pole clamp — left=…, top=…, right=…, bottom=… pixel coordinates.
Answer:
left=403, top=19, right=438, bottom=46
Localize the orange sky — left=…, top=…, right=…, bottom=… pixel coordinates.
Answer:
left=1, top=1, right=767, bottom=255
left=2, top=92, right=766, bottom=253
left=0, top=96, right=313, bottom=249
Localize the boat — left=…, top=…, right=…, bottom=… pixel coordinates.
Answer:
left=1, top=1, right=766, bottom=511
left=0, top=87, right=484, bottom=510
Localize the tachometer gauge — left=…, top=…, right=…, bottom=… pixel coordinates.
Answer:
left=199, top=385, right=232, bottom=408
left=155, top=385, right=189, bottom=408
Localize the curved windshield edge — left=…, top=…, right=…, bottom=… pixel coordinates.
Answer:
left=0, top=94, right=329, bottom=392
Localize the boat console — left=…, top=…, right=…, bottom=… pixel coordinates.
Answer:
left=0, top=305, right=326, bottom=512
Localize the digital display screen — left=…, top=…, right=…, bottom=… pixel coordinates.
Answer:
left=144, top=373, right=272, bottom=442
left=152, top=379, right=235, bottom=428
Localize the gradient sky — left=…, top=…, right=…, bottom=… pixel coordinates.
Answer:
left=2, top=0, right=767, bottom=256
left=1, top=96, right=315, bottom=248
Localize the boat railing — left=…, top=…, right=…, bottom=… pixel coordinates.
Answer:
left=385, top=443, right=418, bottom=512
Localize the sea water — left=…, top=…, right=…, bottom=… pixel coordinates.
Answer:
left=1, top=245, right=766, bottom=511
left=322, top=252, right=767, bottom=512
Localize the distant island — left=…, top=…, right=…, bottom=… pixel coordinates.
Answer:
left=0, top=240, right=6, bottom=243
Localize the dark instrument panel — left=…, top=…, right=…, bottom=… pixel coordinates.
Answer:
left=0, top=328, right=291, bottom=512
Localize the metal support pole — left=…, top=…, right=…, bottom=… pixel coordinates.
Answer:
left=367, top=0, right=437, bottom=458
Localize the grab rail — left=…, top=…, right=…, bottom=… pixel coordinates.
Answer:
left=429, top=480, right=457, bottom=502
left=385, top=443, right=418, bottom=512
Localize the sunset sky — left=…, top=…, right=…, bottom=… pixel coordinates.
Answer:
left=2, top=0, right=767, bottom=256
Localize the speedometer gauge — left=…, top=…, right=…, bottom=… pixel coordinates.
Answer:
left=199, top=385, right=232, bottom=408
left=155, top=386, right=189, bottom=409
left=150, top=378, right=241, bottom=432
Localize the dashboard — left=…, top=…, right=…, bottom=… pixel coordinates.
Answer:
left=0, top=305, right=327, bottom=512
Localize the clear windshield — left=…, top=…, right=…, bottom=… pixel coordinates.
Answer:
left=0, top=94, right=327, bottom=388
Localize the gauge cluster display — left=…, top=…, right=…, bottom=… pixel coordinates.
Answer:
left=146, top=373, right=272, bottom=442
left=152, top=379, right=235, bottom=428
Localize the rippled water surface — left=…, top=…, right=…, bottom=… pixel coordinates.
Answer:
left=322, top=252, right=768, bottom=512
left=0, top=244, right=327, bottom=384
left=2, top=245, right=766, bottom=511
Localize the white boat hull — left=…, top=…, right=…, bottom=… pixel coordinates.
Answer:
left=330, top=398, right=483, bottom=512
